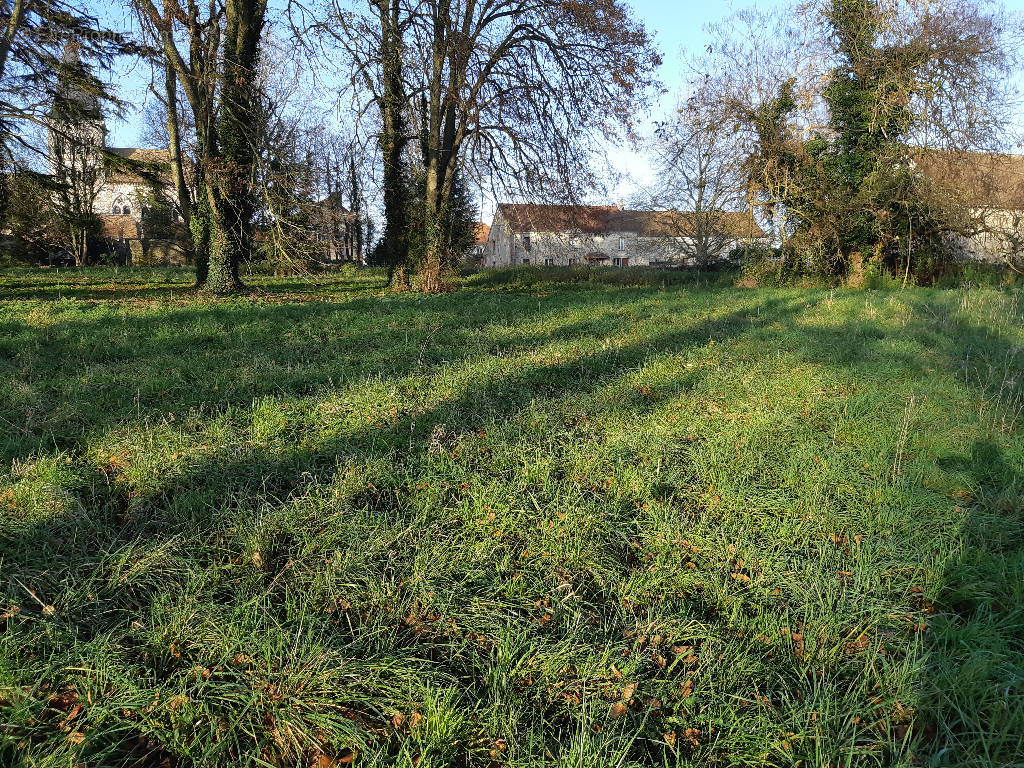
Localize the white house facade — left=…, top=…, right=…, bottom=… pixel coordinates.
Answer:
left=484, top=204, right=767, bottom=269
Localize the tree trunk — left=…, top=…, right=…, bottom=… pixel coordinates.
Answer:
left=72, top=226, right=88, bottom=267
left=205, top=0, right=266, bottom=295
left=417, top=184, right=452, bottom=293
left=163, top=62, right=196, bottom=266
left=419, top=230, right=445, bottom=292
left=204, top=183, right=240, bottom=293
left=191, top=168, right=212, bottom=284
left=0, top=0, right=27, bottom=84
left=348, top=155, right=363, bottom=262
left=378, top=0, right=410, bottom=289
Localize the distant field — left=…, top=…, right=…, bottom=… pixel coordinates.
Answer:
left=1, top=266, right=1022, bottom=767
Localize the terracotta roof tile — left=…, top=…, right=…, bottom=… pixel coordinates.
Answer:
left=104, top=147, right=171, bottom=184
left=497, top=204, right=766, bottom=239
left=913, top=148, right=1024, bottom=210
left=497, top=204, right=619, bottom=233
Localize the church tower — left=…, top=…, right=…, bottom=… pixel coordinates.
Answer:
left=47, top=41, right=108, bottom=265
left=47, top=41, right=106, bottom=184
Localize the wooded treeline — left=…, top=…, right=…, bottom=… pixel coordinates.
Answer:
left=0, top=0, right=660, bottom=292
left=1, top=0, right=1021, bottom=288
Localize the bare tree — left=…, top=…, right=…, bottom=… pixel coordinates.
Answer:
left=688, top=7, right=825, bottom=248
left=690, top=0, right=1022, bottom=276
left=644, top=86, right=748, bottom=266
left=134, top=0, right=223, bottom=284
left=252, top=65, right=365, bottom=272
left=316, top=0, right=660, bottom=291
left=315, top=0, right=411, bottom=286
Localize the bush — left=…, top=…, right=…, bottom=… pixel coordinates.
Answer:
left=737, top=246, right=827, bottom=287
left=927, top=260, right=1022, bottom=289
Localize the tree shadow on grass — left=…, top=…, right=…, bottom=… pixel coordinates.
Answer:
left=0, top=266, right=388, bottom=303
left=925, top=440, right=1024, bottom=765
left=0, top=290, right=813, bottom=765
left=1, top=281, right=1022, bottom=765
left=0, top=282, right=762, bottom=465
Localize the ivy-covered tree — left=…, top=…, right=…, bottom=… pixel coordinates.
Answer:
left=407, top=164, right=476, bottom=275
left=136, top=0, right=268, bottom=293
left=723, top=0, right=1019, bottom=279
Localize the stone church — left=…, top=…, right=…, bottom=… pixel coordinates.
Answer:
left=47, top=82, right=361, bottom=267
left=48, top=54, right=188, bottom=265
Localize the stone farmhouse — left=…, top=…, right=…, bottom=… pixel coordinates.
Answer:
left=47, top=56, right=188, bottom=265
left=94, top=147, right=190, bottom=265
left=466, top=222, right=490, bottom=261
left=51, top=139, right=361, bottom=267
left=484, top=204, right=767, bottom=268
left=912, top=149, right=1024, bottom=264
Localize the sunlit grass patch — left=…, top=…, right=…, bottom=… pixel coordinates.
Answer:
left=0, top=267, right=1021, bottom=766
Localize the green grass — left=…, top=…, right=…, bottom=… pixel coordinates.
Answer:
left=1, top=265, right=1022, bottom=767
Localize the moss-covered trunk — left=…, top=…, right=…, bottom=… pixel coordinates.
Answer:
left=379, top=0, right=410, bottom=290
left=205, top=0, right=266, bottom=295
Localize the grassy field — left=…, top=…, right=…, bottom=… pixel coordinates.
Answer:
left=1, top=265, right=1022, bottom=767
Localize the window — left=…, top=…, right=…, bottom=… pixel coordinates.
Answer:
left=613, top=257, right=629, bottom=267
left=568, top=257, right=578, bottom=266
left=544, top=257, right=554, bottom=266
left=523, top=235, right=532, bottom=252
left=569, top=237, right=580, bottom=248
left=617, top=236, right=625, bottom=251
left=522, top=257, right=530, bottom=265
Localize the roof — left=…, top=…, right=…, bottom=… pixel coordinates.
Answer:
left=912, top=148, right=1024, bottom=210
left=318, top=191, right=354, bottom=215
left=611, top=209, right=767, bottom=239
left=497, top=204, right=619, bottom=233
left=497, top=203, right=766, bottom=239
left=108, top=148, right=171, bottom=164
left=474, top=222, right=490, bottom=245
